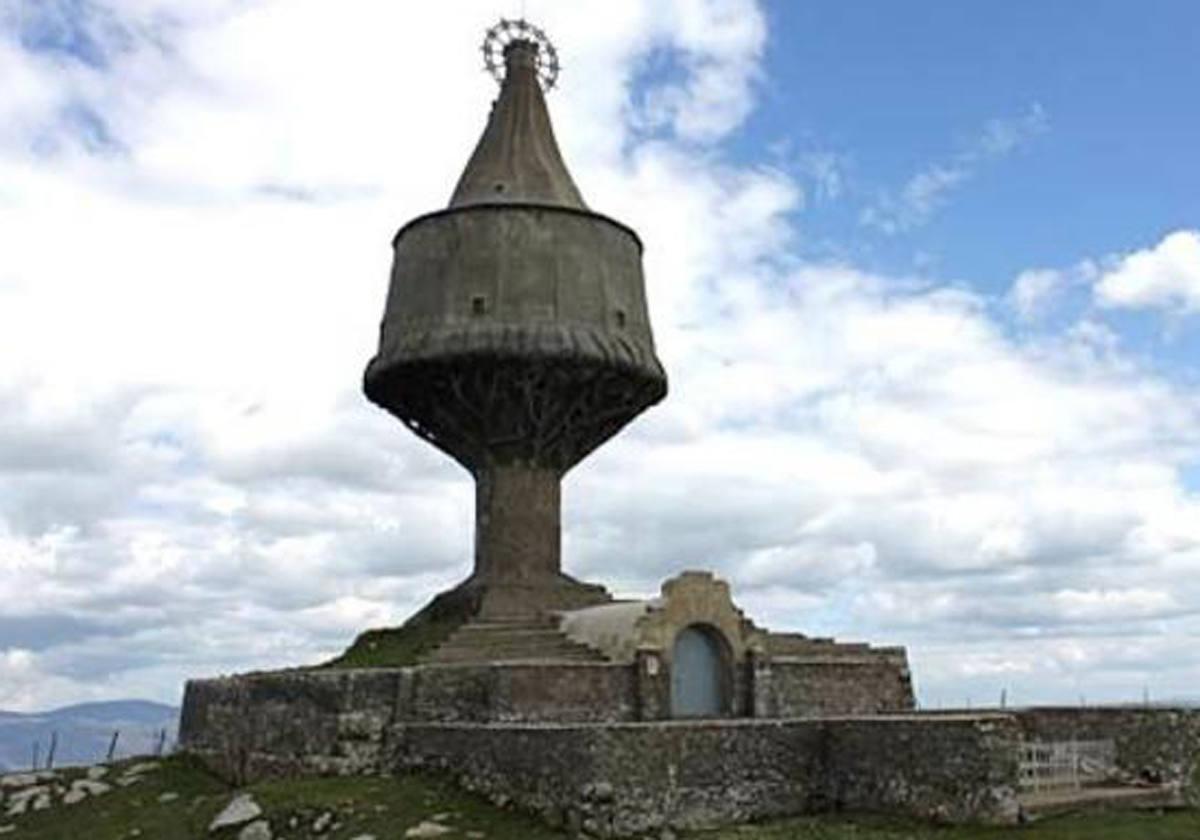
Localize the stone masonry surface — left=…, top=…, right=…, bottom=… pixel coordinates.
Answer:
left=1012, top=706, right=1200, bottom=802
left=390, top=716, right=1022, bottom=836
left=766, top=659, right=914, bottom=716
left=182, top=670, right=1200, bottom=835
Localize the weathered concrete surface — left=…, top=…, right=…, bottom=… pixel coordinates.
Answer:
left=450, top=39, right=586, bottom=209
left=363, top=28, right=667, bottom=627
left=391, top=716, right=1022, bottom=836
left=474, top=464, right=559, bottom=585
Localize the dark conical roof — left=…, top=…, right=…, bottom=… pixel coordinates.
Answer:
left=449, top=39, right=586, bottom=210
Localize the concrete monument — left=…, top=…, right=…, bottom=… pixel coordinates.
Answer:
left=362, top=21, right=665, bottom=624
left=177, top=22, right=1200, bottom=835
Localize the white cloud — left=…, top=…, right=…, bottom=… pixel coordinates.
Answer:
left=1007, top=259, right=1102, bottom=321
left=1, top=3, right=1199, bottom=714
left=1095, top=230, right=1200, bottom=313
left=1009, top=269, right=1064, bottom=320
left=861, top=104, right=1048, bottom=235
left=632, top=0, right=765, bottom=142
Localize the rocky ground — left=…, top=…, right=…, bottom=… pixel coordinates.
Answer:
left=2, top=755, right=1199, bottom=839
left=0, top=754, right=562, bottom=839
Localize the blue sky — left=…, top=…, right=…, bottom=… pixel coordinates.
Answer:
left=750, top=1, right=1200, bottom=279
left=1, top=0, right=1199, bottom=711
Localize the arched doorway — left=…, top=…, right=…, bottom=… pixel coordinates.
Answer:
left=670, top=624, right=729, bottom=717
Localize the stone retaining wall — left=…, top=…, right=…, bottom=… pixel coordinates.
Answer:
left=404, top=662, right=636, bottom=723
left=180, top=669, right=400, bottom=783
left=766, top=656, right=914, bottom=716
left=183, top=670, right=1200, bottom=835
left=392, top=715, right=1021, bottom=836
left=1012, top=706, right=1200, bottom=800
left=180, top=663, right=639, bottom=781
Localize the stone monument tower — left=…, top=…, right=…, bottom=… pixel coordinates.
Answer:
left=182, top=27, right=921, bottom=826
left=363, top=20, right=667, bottom=621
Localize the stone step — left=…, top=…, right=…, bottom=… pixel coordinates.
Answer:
left=431, top=649, right=605, bottom=663
left=425, top=620, right=607, bottom=665
left=454, top=622, right=561, bottom=634
left=442, top=629, right=574, bottom=645
left=432, top=640, right=604, bottom=658
left=432, top=648, right=604, bottom=664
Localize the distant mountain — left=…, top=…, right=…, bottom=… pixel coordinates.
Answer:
left=0, top=700, right=179, bottom=772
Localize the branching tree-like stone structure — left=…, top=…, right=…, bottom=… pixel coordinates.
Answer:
left=364, top=33, right=666, bottom=620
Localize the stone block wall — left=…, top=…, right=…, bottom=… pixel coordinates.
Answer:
left=1012, top=706, right=1200, bottom=800
left=404, top=663, right=636, bottom=723
left=823, top=715, right=1019, bottom=822
left=392, top=715, right=1022, bottom=836
left=180, top=669, right=401, bottom=784
left=765, top=655, right=915, bottom=717
left=180, top=663, right=639, bottom=781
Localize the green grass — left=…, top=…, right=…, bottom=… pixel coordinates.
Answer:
left=2, top=754, right=564, bottom=839
left=320, top=617, right=459, bottom=669
left=5, top=756, right=1200, bottom=839
left=703, top=810, right=1200, bottom=839
left=2, top=755, right=227, bottom=839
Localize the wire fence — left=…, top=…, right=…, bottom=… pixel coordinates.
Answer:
left=17, top=727, right=176, bottom=772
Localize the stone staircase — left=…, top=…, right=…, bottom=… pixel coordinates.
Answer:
left=424, top=617, right=608, bottom=665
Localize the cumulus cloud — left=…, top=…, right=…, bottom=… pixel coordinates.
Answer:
left=1, top=1, right=1199, bottom=713
left=1095, top=229, right=1200, bottom=313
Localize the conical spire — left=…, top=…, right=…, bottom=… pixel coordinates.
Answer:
left=449, top=38, right=586, bottom=210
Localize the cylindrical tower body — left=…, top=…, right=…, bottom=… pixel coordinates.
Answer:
left=365, top=36, right=666, bottom=617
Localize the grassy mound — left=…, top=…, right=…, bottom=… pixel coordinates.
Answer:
left=320, top=617, right=460, bottom=668
left=321, top=580, right=490, bottom=669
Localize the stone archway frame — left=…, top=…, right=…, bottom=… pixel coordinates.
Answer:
left=633, top=570, right=768, bottom=667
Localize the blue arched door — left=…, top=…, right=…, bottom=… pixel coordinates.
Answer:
left=670, top=625, right=727, bottom=717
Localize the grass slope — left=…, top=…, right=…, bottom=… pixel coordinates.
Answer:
left=2, top=755, right=562, bottom=839
left=322, top=618, right=459, bottom=669
left=3, top=755, right=1199, bottom=839
left=706, top=811, right=1200, bottom=840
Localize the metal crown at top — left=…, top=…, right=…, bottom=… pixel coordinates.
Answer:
left=482, top=18, right=560, bottom=91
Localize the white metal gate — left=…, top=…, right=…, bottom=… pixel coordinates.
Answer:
left=1019, top=739, right=1116, bottom=791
